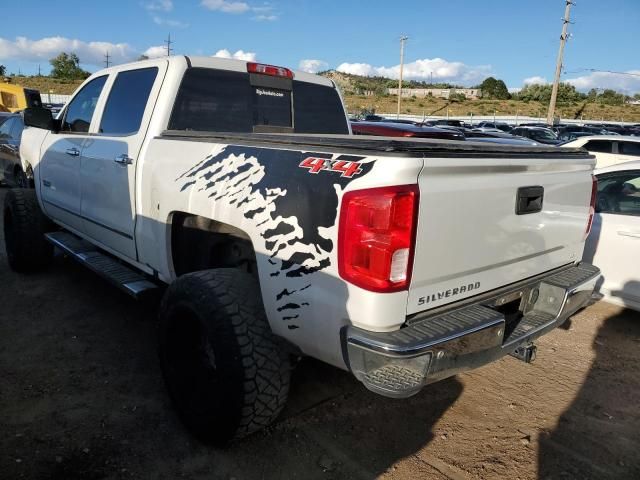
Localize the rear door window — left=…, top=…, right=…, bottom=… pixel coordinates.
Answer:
left=618, top=141, right=640, bottom=156
left=583, top=139, right=613, bottom=153
left=596, top=171, right=640, bottom=216
left=61, top=75, right=108, bottom=133
left=100, top=67, right=158, bottom=135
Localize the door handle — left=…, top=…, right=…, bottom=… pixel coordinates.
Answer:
left=66, top=147, right=80, bottom=156
left=617, top=231, right=640, bottom=238
left=114, top=154, right=133, bottom=166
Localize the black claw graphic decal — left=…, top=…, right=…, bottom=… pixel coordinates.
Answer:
left=177, top=145, right=374, bottom=328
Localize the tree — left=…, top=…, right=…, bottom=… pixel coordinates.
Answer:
left=137, top=54, right=149, bottom=61
left=0, top=65, right=6, bottom=77
left=515, top=82, right=585, bottom=104
left=50, top=53, right=89, bottom=80
left=479, top=77, right=510, bottom=99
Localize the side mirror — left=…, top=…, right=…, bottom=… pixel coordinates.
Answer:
left=23, top=107, right=57, bottom=131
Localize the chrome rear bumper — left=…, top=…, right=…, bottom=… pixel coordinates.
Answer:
left=343, top=263, right=600, bottom=398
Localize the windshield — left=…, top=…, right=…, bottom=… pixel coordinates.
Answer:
left=531, top=130, right=557, bottom=140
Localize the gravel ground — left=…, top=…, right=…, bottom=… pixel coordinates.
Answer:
left=1, top=187, right=639, bottom=480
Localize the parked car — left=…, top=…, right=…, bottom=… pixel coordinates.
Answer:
left=424, top=119, right=465, bottom=128
left=555, top=125, right=617, bottom=141
left=0, top=113, right=30, bottom=187
left=440, top=127, right=540, bottom=146
left=43, top=103, right=65, bottom=117
left=351, top=121, right=465, bottom=140
left=0, top=112, right=12, bottom=126
left=510, top=126, right=561, bottom=145
left=476, top=121, right=512, bottom=132
left=13, top=56, right=599, bottom=444
left=560, top=136, right=640, bottom=168
left=584, top=160, right=640, bottom=311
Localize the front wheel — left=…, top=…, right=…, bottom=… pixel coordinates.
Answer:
left=3, top=188, right=53, bottom=272
left=158, top=268, right=291, bottom=445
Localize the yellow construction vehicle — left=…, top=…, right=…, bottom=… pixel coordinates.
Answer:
left=0, top=81, right=42, bottom=112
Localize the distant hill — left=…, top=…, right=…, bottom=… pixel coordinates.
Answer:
left=319, top=70, right=461, bottom=95
left=319, top=71, right=640, bottom=122
left=4, top=72, right=639, bottom=122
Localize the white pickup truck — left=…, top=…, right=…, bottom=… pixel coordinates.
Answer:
left=7, top=56, right=600, bottom=445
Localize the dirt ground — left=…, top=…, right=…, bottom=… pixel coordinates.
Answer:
left=0, top=188, right=639, bottom=480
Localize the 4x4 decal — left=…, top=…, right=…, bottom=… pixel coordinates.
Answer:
left=299, top=157, right=364, bottom=178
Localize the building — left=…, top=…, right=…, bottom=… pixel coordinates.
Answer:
left=387, top=88, right=482, bottom=100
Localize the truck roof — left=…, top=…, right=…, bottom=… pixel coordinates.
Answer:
left=87, top=55, right=335, bottom=88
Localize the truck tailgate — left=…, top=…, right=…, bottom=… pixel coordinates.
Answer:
left=408, top=152, right=595, bottom=315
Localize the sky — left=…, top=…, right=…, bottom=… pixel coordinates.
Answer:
left=1, top=0, right=639, bottom=93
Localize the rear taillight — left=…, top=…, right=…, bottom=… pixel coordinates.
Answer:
left=247, top=62, right=294, bottom=79
left=338, top=185, right=419, bottom=292
left=584, top=174, right=597, bottom=240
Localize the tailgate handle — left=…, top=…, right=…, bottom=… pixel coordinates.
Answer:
left=516, top=186, right=544, bottom=215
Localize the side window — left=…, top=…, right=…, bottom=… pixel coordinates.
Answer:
left=61, top=76, right=107, bottom=133
left=100, top=67, right=158, bottom=135
left=596, top=171, right=640, bottom=216
left=618, top=141, right=640, bottom=156
left=583, top=140, right=613, bottom=153
left=0, top=118, right=14, bottom=139
left=11, top=117, right=24, bottom=141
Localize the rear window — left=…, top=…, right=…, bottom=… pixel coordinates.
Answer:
left=168, top=68, right=348, bottom=134
left=583, top=139, right=613, bottom=153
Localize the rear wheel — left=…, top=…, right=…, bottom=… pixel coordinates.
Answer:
left=158, top=268, right=290, bottom=445
left=3, top=188, right=53, bottom=272
left=14, top=168, right=29, bottom=189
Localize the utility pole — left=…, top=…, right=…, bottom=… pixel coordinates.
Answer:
left=165, top=33, right=173, bottom=56
left=396, top=35, right=408, bottom=119
left=37, top=64, right=41, bottom=76
left=547, top=0, right=573, bottom=125
left=104, top=51, right=111, bottom=68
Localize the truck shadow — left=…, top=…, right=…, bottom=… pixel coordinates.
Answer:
left=537, top=299, right=640, bottom=479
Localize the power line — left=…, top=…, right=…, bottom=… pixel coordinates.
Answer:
left=165, top=33, right=173, bottom=56
left=564, top=68, right=640, bottom=77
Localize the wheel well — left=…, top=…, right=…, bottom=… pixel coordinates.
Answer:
left=170, top=212, right=257, bottom=276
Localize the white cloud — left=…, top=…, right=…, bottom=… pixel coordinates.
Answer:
left=202, top=0, right=279, bottom=19
left=336, top=57, right=492, bottom=85
left=254, top=14, right=277, bottom=21
left=144, top=0, right=173, bottom=12
left=213, top=49, right=257, bottom=61
left=201, top=0, right=250, bottom=14
left=0, top=36, right=135, bottom=66
left=144, top=45, right=168, bottom=58
left=152, top=15, right=189, bottom=28
left=298, top=59, right=328, bottom=73
left=566, top=70, right=640, bottom=95
left=523, top=76, right=548, bottom=85
left=508, top=87, right=522, bottom=94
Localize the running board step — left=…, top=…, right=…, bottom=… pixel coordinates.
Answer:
left=45, top=231, right=159, bottom=299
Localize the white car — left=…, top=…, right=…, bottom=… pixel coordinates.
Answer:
left=562, top=135, right=640, bottom=168
left=584, top=160, right=640, bottom=311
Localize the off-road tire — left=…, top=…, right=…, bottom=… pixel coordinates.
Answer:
left=3, top=188, right=54, bottom=272
left=14, top=168, right=29, bottom=189
left=158, top=268, right=291, bottom=445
